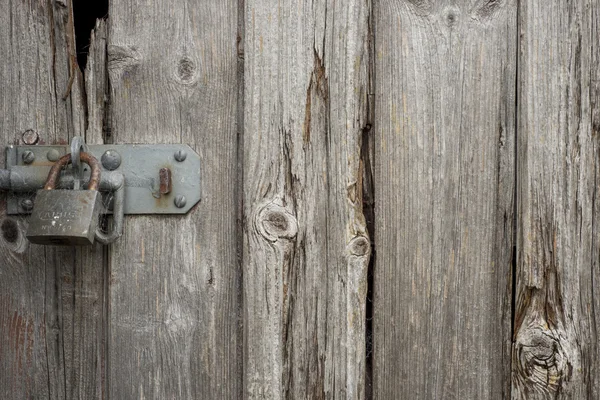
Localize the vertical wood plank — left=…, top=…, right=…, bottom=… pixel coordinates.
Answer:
left=0, top=1, right=106, bottom=399
left=0, top=5, right=57, bottom=394
left=107, top=1, right=242, bottom=398
left=68, top=20, right=109, bottom=399
left=513, top=0, right=600, bottom=397
left=373, top=1, right=517, bottom=398
left=46, top=10, right=107, bottom=400
left=243, top=0, right=371, bottom=398
left=86, top=20, right=109, bottom=146
left=594, top=4, right=600, bottom=397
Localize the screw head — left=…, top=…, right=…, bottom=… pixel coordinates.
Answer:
left=101, top=150, right=122, bottom=170
left=174, top=149, right=187, bottom=162
left=47, top=149, right=60, bottom=162
left=21, top=130, right=39, bottom=145
left=174, top=195, right=187, bottom=208
left=22, top=150, right=35, bottom=164
left=20, top=198, right=34, bottom=211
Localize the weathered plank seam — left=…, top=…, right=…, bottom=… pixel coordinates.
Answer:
left=237, top=0, right=246, bottom=399
left=43, top=247, right=52, bottom=398
left=509, top=3, right=521, bottom=399
left=363, top=4, right=376, bottom=398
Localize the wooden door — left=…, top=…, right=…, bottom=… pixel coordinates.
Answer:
left=1, top=0, right=599, bottom=399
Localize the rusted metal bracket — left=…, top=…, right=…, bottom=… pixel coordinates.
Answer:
left=1, top=144, right=201, bottom=215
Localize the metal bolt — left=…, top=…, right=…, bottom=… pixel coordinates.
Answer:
left=101, top=150, right=122, bottom=170
left=174, top=149, right=187, bottom=162
left=20, top=198, right=34, bottom=212
left=174, top=195, right=187, bottom=208
left=22, top=130, right=39, bottom=145
left=22, top=150, right=35, bottom=164
left=47, top=149, right=60, bottom=162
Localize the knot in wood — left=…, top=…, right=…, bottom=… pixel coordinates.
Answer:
left=405, top=0, right=431, bottom=16
left=515, top=327, right=569, bottom=395
left=347, top=235, right=370, bottom=256
left=442, top=6, right=460, bottom=27
left=1, top=219, right=19, bottom=243
left=176, top=57, right=197, bottom=84
left=256, top=204, right=298, bottom=242
left=472, top=0, right=504, bottom=21
left=107, top=45, right=141, bottom=77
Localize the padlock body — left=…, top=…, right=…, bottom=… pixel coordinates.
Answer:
left=26, top=190, right=102, bottom=246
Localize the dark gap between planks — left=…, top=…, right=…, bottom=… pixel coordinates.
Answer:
left=362, top=126, right=376, bottom=400
left=73, top=0, right=109, bottom=70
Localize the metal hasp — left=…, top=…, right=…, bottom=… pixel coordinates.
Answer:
left=1, top=144, right=201, bottom=215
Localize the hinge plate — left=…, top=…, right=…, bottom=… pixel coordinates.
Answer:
left=5, top=144, right=201, bottom=215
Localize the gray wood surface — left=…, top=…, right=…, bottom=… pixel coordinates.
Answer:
left=77, top=20, right=109, bottom=399
left=106, top=0, right=242, bottom=398
left=373, top=1, right=517, bottom=398
left=242, top=0, right=372, bottom=399
left=4, top=1, right=600, bottom=399
left=0, top=1, right=106, bottom=399
left=513, top=0, right=600, bottom=398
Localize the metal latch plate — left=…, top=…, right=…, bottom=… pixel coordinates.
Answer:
left=5, top=144, right=201, bottom=215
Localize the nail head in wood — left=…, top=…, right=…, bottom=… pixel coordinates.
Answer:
left=21, top=129, right=39, bottom=145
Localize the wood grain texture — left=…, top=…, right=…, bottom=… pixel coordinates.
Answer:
left=107, top=1, right=242, bottom=398
left=243, top=0, right=371, bottom=398
left=67, top=20, right=109, bottom=399
left=513, top=1, right=600, bottom=398
left=86, top=20, right=109, bottom=146
left=0, top=1, right=106, bottom=399
left=373, top=1, right=517, bottom=398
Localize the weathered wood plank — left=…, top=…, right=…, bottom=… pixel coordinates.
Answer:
left=373, top=1, right=517, bottom=398
left=513, top=1, right=600, bottom=398
left=0, top=1, right=105, bottom=399
left=106, top=1, right=242, bottom=398
left=46, top=9, right=106, bottom=400
left=63, top=20, right=109, bottom=400
left=86, top=20, right=109, bottom=146
left=243, top=1, right=371, bottom=398
left=0, top=4, right=57, bottom=394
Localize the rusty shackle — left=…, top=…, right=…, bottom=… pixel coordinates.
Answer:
left=44, top=152, right=101, bottom=191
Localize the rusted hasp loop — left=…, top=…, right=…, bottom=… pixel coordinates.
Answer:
left=44, top=152, right=101, bottom=191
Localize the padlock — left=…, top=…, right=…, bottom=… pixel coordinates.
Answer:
left=26, top=152, right=103, bottom=246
